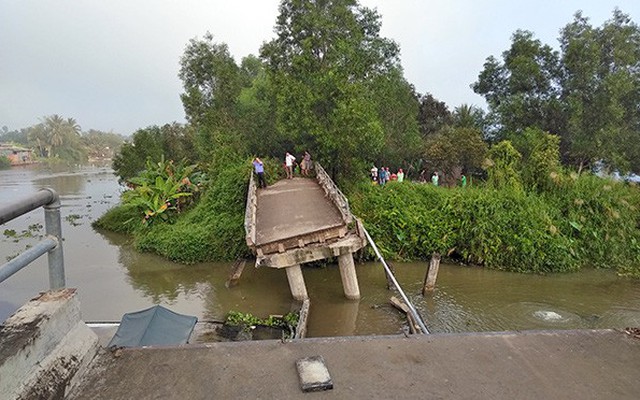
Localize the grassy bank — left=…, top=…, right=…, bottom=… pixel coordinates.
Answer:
left=95, top=158, right=250, bottom=263
left=350, top=175, right=640, bottom=277
left=93, top=155, right=288, bottom=263
left=95, top=160, right=640, bottom=277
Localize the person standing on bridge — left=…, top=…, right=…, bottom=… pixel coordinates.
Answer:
left=285, top=152, right=296, bottom=179
left=301, top=151, right=312, bottom=176
left=253, top=157, right=266, bottom=188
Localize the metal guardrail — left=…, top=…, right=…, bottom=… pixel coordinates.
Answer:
left=0, top=188, right=65, bottom=289
left=314, top=162, right=352, bottom=225
left=244, top=172, right=257, bottom=247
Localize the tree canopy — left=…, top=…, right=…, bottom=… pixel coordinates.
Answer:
left=259, top=0, right=404, bottom=180
left=474, top=9, right=640, bottom=174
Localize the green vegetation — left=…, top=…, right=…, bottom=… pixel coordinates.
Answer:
left=64, top=214, right=83, bottom=226
left=473, top=10, right=640, bottom=175
left=0, top=156, right=10, bottom=169
left=225, top=310, right=299, bottom=333
left=95, top=153, right=252, bottom=263
left=94, top=2, right=640, bottom=278
left=1, top=115, right=125, bottom=164
left=351, top=176, right=640, bottom=276
left=112, top=124, right=196, bottom=181
left=2, top=224, right=44, bottom=242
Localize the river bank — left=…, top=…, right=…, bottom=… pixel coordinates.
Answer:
left=1, top=164, right=639, bottom=336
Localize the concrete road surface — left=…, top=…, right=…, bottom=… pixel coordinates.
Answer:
left=68, top=329, right=640, bottom=400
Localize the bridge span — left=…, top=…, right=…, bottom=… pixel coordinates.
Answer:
left=245, top=163, right=367, bottom=300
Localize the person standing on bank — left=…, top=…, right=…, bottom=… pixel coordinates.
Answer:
left=285, top=152, right=296, bottom=179
left=431, top=171, right=439, bottom=186
left=397, top=168, right=404, bottom=182
left=253, top=157, right=266, bottom=188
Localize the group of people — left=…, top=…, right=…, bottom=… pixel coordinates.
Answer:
left=368, top=167, right=467, bottom=188
left=252, top=151, right=313, bottom=189
left=284, top=151, right=312, bottom=179
left=370, top=166, right=404, bottom=186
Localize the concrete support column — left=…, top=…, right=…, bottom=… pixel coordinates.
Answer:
left=285, top=264, right=308, bottom=301
left=338, top=252, right=360, bottom=300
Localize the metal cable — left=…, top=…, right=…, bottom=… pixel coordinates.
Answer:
left=361, top=225, right=430, bottom=334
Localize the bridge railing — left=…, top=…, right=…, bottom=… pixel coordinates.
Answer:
left=244, top=172, right=257, bottom=248
left=0, top=188, right=65, bottom=289
left=314, top=162, right=352, bottom=225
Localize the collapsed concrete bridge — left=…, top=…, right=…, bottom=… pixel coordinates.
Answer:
left=245, top=163, right=367, bottom=301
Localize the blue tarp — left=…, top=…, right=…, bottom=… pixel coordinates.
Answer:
left=108, top=305, right=197, bottom=348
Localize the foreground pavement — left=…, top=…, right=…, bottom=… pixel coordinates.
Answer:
left=68, top=329, right=640, bottom=400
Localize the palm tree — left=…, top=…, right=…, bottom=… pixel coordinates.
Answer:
left=453, top=104, right=484, bottom=129
left=27, top=124, right=49, bottom=157
left=66, top=117, right=81, bottom=136
left=44, top=115, right=65, bottom=157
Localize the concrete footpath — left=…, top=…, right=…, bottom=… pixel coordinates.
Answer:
left=67, top=329, right=640, bottom=400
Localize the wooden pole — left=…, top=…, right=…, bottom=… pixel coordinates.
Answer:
left=390, top=296, right=422, bottom=334
left=225, top=259, right=246, bottom=288
left=422, top=252, right=441, bottom=295
left=294, top=299, right=311, bottom=339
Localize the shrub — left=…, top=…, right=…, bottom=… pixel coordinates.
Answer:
left=0, top=156, right=10, bottom=169
left=92, top=203, right=141, bottom=234
left=350, top=174, right=640, bottom=275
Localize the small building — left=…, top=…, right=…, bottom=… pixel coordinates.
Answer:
left=0, top=143, right=36, bottom=166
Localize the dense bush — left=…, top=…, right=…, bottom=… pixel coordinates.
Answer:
left=546, top=174, right=640, bottom=275
left=350, top=175, right=640, bottom=276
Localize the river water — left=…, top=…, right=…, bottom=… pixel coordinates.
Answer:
left=1, top=164, right=639, bottom=336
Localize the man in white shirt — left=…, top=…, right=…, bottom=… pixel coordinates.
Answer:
left=285, top=152, right=296, bottom=179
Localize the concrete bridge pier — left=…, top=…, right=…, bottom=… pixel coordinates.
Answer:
left=338, top=252, right=360, bottom=300
left=285, top=264, right=309, bottom=301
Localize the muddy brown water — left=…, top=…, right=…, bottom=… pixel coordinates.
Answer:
left=1, top=164, right=639, bottom=336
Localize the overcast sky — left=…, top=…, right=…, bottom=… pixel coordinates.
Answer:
left=1, top=0, right=639, bottom=135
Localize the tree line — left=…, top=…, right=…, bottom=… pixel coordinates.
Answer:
left=1, top=115, right=126, bottom=164
left=113, top=2, right=639, bottom=189
left=474, top=9, right=640, bottom=175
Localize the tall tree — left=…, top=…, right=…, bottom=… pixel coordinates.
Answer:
left=417, top=93, right=452, bottom=137
left=423, top=126, right=487, bottom=185
left=452, top=104, right=485, bottom=130
left=112, top=123, right=196, bottom=181
left=179, top=33, right=242, bottom=129
left=475, top=9, right=640, bottom=174
left=46, top=114, right=66, bottom=154
left=560, top=10, right=640, bottom=173
left=473, top=31, right=565, bottom=139
left=260, top=0, right=401, bottom=181
left=370, top=67, right=422, bottom=168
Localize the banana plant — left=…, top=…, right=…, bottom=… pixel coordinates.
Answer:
left=123, top=175, right=192, bottom=225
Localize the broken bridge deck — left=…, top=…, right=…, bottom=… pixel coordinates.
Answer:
left=255, top=178, right=345, bottom=253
